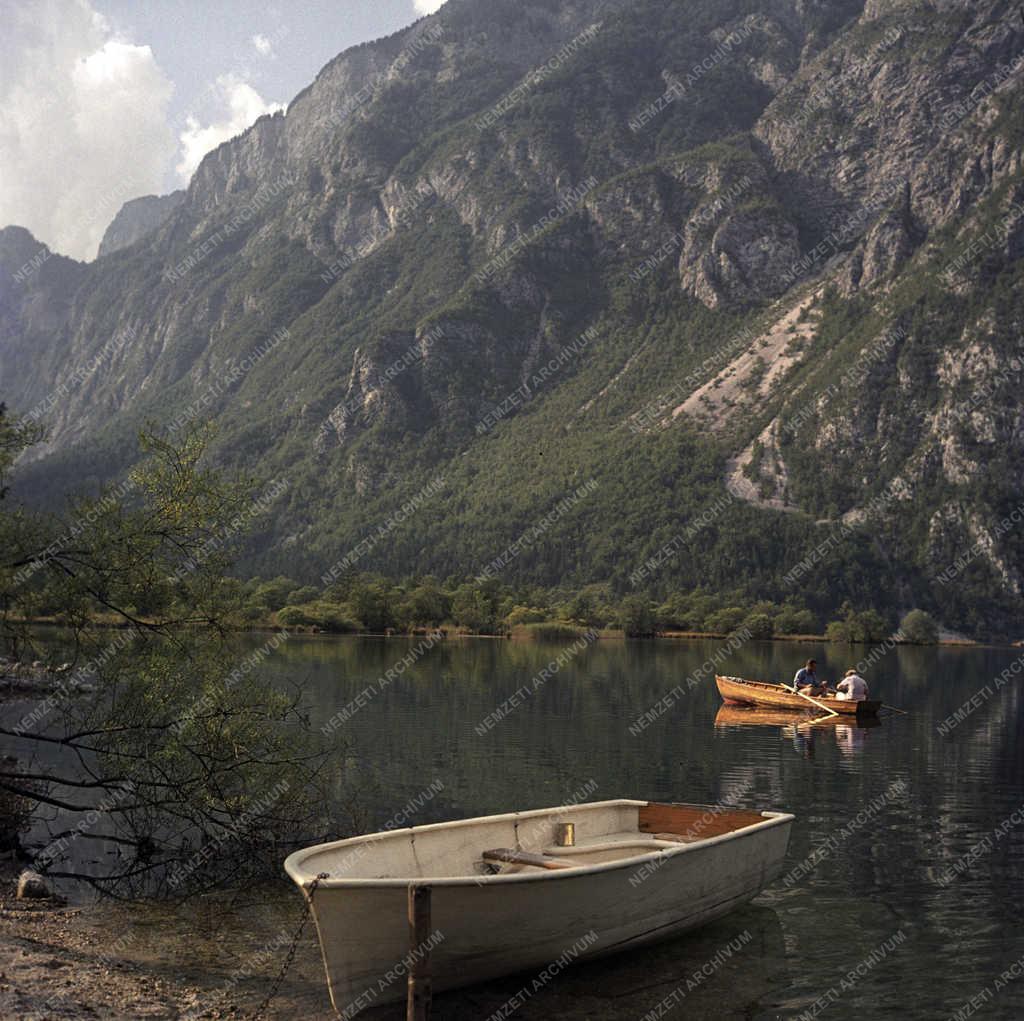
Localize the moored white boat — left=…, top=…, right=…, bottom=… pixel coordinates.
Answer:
left=284, top=798, right=794, bottom=1016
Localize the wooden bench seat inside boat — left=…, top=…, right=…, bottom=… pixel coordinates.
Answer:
left=482, top=847, right=574, bottom=870
left=487, top=804, right=771, bottom=871
left=543, top=830, right=679, bottom=854
left=485, top=838, right=674, bottom=872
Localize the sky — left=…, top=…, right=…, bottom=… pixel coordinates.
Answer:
left=0, top=0, right=447, bottom=261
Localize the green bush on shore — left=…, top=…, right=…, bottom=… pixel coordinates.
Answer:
left=277, top=601, right=361, bottom=632
left=899, top=608, right=939, bottom=644
left=260, top=585, right=946, bottom=646
left=824, top=603, right=892, bottom=644
left=515, top=622, right=588, bottom=641
left=232, top=573, right=839, bottom=639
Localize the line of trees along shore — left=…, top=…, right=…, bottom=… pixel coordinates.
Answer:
left=228, top=572, right=942, bottom=644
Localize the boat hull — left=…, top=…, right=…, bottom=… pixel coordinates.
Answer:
left=285, top=800, right=793, bottom=1017
left=716, top=675, right=881, bottom=716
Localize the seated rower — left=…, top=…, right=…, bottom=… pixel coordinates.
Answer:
left=793, top=658, right=828, bottom=697
left=835, top=668, right=869, bottom=702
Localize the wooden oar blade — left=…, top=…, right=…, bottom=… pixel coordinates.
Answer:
left=781, top=682, right=839, bottom=718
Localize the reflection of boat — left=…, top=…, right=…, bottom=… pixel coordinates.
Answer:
left=716, top=675, right=882, bottom=716
left=835, top=724, right=869, bottom=757
left=434, top=903, right=790, bottom=1018
left=284, top=799, right=793, bottom=1016
left=715, top=705, right=881, bottom=730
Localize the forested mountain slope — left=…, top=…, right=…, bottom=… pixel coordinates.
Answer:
left=1, top=0, right=1022, bottom=636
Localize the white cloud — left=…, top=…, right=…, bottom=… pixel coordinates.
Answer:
left=175, top=75, right=285, bottom=183
left=252, top=34, right=273, bottom=57
left=0, top=1, right=176, bottom=260
left=413, top=0, right=445, bottom=14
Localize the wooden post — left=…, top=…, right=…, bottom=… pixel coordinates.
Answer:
left=407, top=884, right=432, bottom=1021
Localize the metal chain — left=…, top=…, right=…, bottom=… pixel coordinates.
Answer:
left=248, top=872, right=329, bottom=1021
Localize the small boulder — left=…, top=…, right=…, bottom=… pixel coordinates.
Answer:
left=16, top=870, right=52, bottom=899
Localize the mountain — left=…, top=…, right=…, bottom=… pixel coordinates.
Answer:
left=2, top=0, right=1022, bottom=637
left=96, top=191, right=187, bottom=258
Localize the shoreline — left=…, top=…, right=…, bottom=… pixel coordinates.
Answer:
left=228, top=626, right=1001, bottom=648
left=0, top=865, right=331, bottom=1020
left=2, top=629, right=1006, bottom=707
left=11, top=619, right=1007, bottom=647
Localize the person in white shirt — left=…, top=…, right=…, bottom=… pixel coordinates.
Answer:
left=835, top=669, right=869, bottom=701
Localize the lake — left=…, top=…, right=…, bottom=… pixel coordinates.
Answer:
left=13, top=634, right=1024, bottom=1018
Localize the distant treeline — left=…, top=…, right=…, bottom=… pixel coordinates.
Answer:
left=219, top=572, right=941, bottom=643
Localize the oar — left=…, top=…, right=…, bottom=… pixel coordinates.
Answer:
left=782, top=682, right=839, bottom=718
left=882, top=704, right=908, bottom=715
left=799, top=712, right=839, bottom=727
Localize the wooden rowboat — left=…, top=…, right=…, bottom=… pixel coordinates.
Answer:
left=716, top=674, right=881, bottom=716
left=284, top=798, right=794, bottom=1017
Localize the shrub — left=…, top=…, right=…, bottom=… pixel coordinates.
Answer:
left=518, top=622, right=586, bottom=641
left=278, top=601, right=360, bottom=632
left=826, top=605, right=890, bottom=643
left=400, top=582, right=451, bottom=627
left=619, top=595, right=655, bottom=637
left=654, top=599, right=689, bottom=631
left=774, top=607, right=818, bottom=635
left=561, top=592, right=608, bottom=628
left=286, top=586, right=320, bottom=606
left=349, top=580, right=396, bottom=631
left=310, top=602, right=361, bottom=633
left=743, top=612, right=774, bottom=640
left=704, top=606, right=746, bottom=634
left=451, top=584, right=499, bottom=633
left=506, top=605, right=549, bottom=627
left=900, top=609, right=939, bottom=644
left=277, top=604, right=316, bottom=627
left=825, top=619, right=850, bottom=642
left=253, top=576, right=300, bottom=611
left=235, top=602, right=269, bottom=624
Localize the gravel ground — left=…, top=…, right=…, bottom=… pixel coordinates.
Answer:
left=0, top=869, right=790, bottom=1020
left=0, top=868, right=333, bottom=1020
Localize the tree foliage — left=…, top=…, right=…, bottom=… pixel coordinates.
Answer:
left=825, top=602, right=892, bottom=644
left=900, top=608, right=939, bottom=644
left=0, top=411, right=326, bottom=896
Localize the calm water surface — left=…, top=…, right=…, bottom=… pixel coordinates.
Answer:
left=40, top=636, right=1024, bottom=1018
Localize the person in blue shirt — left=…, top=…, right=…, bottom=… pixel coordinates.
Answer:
left=793, top=659, right=827, bottom=697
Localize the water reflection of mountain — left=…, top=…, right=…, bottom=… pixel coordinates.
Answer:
left=267, top=635, right=1022, bottom=836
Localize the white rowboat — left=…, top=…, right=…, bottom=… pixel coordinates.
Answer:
left=284, top=798, right=794, bottom=1016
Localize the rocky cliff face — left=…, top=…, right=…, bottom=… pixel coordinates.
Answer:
left=2, top=0, right=1022, bottom=635
left=97, top=192, right=186, bottom=258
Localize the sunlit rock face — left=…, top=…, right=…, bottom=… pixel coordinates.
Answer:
left=97, top=192, right=186, bottom=259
